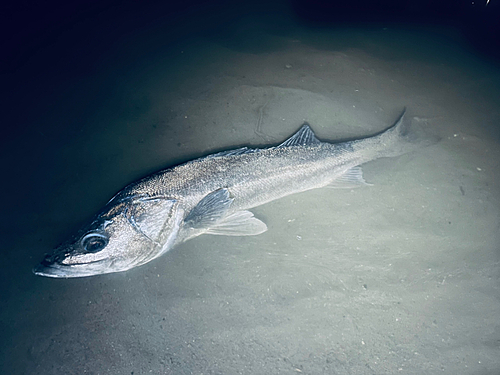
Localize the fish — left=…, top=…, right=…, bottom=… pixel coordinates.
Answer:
left=33, top=108, right=436, bottom=278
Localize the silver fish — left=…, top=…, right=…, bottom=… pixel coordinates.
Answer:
left=33, top=109, right=435, bottom=278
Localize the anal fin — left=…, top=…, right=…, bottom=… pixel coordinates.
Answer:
left=327, top=166, right=372, bottom=188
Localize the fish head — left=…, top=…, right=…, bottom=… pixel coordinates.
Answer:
left=33, top=195, right=183, bottom=278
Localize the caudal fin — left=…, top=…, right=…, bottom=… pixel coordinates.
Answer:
left=377, top=109, right=440, bottom=158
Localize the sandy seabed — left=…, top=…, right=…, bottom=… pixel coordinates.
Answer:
left=1, top=6, right=499, bottom=375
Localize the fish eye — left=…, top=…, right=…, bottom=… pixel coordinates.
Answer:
left=81, top=233, right=108, bottom=253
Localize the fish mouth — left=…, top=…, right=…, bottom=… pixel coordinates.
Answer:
left=33, top=263, right=72, bottom=278
left=32, top=260, right=108, bottom=278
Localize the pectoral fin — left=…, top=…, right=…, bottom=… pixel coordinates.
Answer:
left=184, top=188, right=266, bottom=236
left=184, top=188, right=234, bottom=228
left=206, top=210, right=267, bottom=236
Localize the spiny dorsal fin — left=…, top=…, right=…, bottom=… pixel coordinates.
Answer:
left=278, top=123, right=321, bottom=148
left=208, top=147, right=258, bottom=159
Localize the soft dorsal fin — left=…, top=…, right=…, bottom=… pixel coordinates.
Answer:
left=278, top=123, right=321, bottom=148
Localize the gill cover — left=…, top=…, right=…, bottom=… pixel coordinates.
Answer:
left=125, top=195, right=179, bottom=246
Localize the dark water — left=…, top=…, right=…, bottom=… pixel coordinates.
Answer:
left=1, top=1, right=500, bottom=374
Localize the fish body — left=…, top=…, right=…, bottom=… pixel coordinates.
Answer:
left=33, top=109, right=433, bottom=278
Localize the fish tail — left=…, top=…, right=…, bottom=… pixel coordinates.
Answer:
left=376, top=108, right=439, bottom=157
